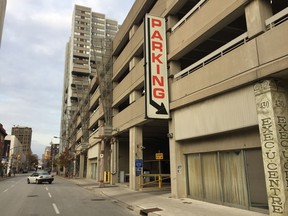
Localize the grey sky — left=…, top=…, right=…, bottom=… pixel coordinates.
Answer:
left=0, top=0, right=134, bottom=157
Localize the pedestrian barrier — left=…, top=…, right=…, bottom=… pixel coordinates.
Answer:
left=139, top=174, right=170, bottom=189
left=104, top=171, right=110, bottom=183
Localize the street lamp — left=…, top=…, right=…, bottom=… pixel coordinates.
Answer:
left=49, top=140, right=54, bottom=173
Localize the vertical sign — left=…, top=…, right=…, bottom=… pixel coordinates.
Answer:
left=144, top=14, right=170, bottom=119
left=254, top=79, right=288, bottom=215
left=135, top=159, right=143, bottom=177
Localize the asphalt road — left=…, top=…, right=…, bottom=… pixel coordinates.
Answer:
left=0, top=173, right=138, bottom=216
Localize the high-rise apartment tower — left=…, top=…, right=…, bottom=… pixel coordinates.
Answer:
left=60, top=5, right=119, bottom=151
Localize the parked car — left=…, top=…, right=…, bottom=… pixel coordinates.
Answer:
left=27, top=171, right=54, bottom=184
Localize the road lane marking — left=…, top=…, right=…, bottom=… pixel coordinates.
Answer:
left=48, top=192, right=52, bottom=198
left=3, top=189, right=8, bottom=193
left=52, top=203, right=60, bottom=214
left=46, top=187, right=48, bottom=191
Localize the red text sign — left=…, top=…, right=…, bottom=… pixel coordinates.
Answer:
left=144, top=15, right=170, bottom=119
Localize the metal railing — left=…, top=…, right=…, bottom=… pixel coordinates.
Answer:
left=265, top=7, right=288, bottom=30
left=139, top=174, right=170, bottom=189
left=174, top=32, right=249, bottom=80
left=171, top=0, right=209, bottom=32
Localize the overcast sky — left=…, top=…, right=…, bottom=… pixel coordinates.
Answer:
left=0, top=0, right=134, bottom=157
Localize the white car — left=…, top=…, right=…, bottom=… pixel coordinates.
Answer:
left=27, top=171, right=54, bottom=184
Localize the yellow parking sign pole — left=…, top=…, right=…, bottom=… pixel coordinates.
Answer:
left=155, top=152, right=164, bottom=188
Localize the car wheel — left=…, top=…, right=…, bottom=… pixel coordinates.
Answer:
left=49, top=181, right=52, bottom=184
left=27, top=179, right=30, bottom=184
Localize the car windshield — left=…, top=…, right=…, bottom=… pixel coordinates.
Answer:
left=40, top=172, right=49, bottom=175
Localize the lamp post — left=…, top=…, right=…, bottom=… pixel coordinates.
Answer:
left=49, top=140, right=54, bottom=173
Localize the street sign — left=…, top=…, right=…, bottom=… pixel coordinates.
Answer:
left=135, top=159, right=143, bottom=176
left=144, top=14, right=170, bottom=119
left=155, top=153, right=163, bottom=160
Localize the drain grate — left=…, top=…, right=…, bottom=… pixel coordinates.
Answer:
left=27, top=195, right=38, bottom=197
left=91, top=198, right=105, bottom=201
left=140, top=207, right=162, bottom=216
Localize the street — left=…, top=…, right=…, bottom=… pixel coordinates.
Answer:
left=0, top=174, right=138, bottom=216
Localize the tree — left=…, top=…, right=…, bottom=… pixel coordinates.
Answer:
left=26, top=153, right=38, bottom=169
left=59, top=148, right=69, bottom=168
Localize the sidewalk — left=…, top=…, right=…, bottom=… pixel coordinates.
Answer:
left=0, top=175, right=15, bottom=181
left=61, top=177, right=268, bottom=216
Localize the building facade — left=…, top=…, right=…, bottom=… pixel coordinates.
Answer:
left=60, top=5, right=119, bottom=178
left=5, top=135, right=26, bottom=174
left=11, top=126, right=32, bottom=157
left=60, top=0, right=288, bottom=214
left=42, top=146, right=51, bottom=170
left=0, top=123, right=7, bottom=176
left=0, top=0, right=7, bottom=47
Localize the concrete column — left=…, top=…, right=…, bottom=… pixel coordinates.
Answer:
left=73, top=158, right=76, bottom=177
left=129, top=90, right=142, bottom=104
left=169, top=113, right=186, bottom=198
left=112, top=108, right=119, bottom=117
left=168, top=61, right=181, bottom=77
left=129, top=126, right=143, bottom=190
left=79, top=154, right=84, bottom=178
left=245, top=0, right=272, bottom=38
left=99, top=139, right=105, bottom=187
left=86, top=158, right=91, bottom=179
left=254, top=79, right=288, bottom=215
left=110, top=138, right=118, bottom=185
left=129, top=24, right=139, bottom=40
left=129, top=57, right=141, bottom=71
left=166, top=15, right=178, bottom=32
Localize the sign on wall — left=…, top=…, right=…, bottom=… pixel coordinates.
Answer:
left=144, top=14, right=170, bottom=119
left=135, top=159, right=143, bottom=176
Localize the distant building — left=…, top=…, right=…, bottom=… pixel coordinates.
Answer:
left=41, top=146, right=51, bottom=170
left=0, top=0, right=7, bottom=47
left=4, top=135, right=26, bottom=173
left=44, top=146, right=51, bottom=161
left=11, top=126, right=32, bottom=157
left=0, top=123, right=7, bottom=176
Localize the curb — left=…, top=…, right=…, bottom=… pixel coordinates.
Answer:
left=58, top=176, right=168, bottom=216
left=100, top=190, right=144, bottom=215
